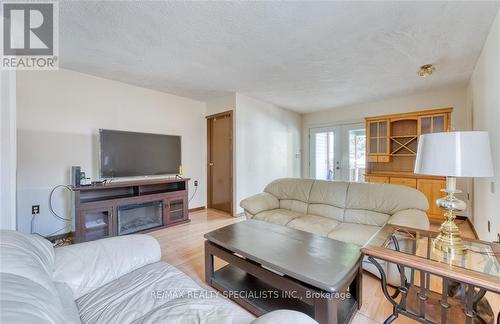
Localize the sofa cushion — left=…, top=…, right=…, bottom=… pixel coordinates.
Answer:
left=327, top=223, right=380, bottom=247
left=345, top=182, right=429, bottom=214
left=307, top=203, right=345, bottom=222
left=308, top=180, right=348, bottom=208
left=0, top=230, right=56, bottom=295
left=388, top=209, right=430, bottom=230
left=250, top=310, right=317, bottom=324
left=54, top=282, right=82, bottom=324
left=253, top=209, right=303, bottom=226
left=343, top=209, right=390, bottom=226
left=76, top=262, right=253, bottom=324
left=0, top=273, right=67, bottom=324
left=287, top=215, right=341, bottom=236
left=54, top=234, right=161, bottom=299
left=240, top=192, right=279, bottom=215
left=264, top=178, right=314, bottom=203
left=279, top=199, right=308, bottom=214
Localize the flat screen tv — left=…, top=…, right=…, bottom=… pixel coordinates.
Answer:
left=99, top=129, right=181, bottom=178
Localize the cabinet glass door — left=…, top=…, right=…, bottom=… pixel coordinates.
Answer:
left=368, top=122, right=378, bottom=154
left=367, top=120, right=388, bottom=155
left=420, top=115, right=446, bottom=134
left=167, top=197, right=186, bottom=224
left=81, top=207, right=113, bottom=242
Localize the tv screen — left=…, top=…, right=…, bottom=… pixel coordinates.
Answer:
left=99, top=129, right=181, bottom=178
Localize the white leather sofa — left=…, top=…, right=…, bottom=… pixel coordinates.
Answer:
left=240, top=178, right=430, bottom=285
left=0, top=230, right=316, bottom=324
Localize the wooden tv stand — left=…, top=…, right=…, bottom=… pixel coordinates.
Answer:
left=73, top=178, right=190, bottom=243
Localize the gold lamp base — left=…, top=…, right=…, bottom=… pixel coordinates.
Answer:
left=432, top=177, right=468, bottom=255
left=432, top=214, right=467, bottom=254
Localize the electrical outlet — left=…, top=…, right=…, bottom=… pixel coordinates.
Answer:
left=32, top=205, right=40, bottom=215
left=194, top=180, right=198, bottom=187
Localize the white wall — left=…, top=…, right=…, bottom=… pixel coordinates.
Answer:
left=16, top=69, right=207, bottom=236
left=206, top=94, right=236, bottom=116
left=234, top=94, right=302, bottom=214
left=1, top=70, right=17, bottom=230
left=467, top=10, right=500, bottom=241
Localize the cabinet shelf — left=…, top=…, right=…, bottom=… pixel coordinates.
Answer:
left=390, top=135, right=418, bottom=138
left=85, top=222, right=108, bottom=230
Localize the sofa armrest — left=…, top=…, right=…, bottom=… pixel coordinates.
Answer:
left=240, top=192, right=279, bottom=216
left=251, top=310, right=317, bottom=324
left=388, top=209, right=430, bottom=230
left=53, top=234, right=161, bottom=299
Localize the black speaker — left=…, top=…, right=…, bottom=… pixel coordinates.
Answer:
left=71, top=166, right=81, bottom=187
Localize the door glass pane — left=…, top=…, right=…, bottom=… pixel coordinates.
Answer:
left=421, top=117, right=431, bottom=134
left=379, top=121, right=387, bottom=136
left=433, top=116, right=444, bottom=132
left=314, top=131, right=334, bottom=180
left=349, top=129, right=366, bottom=182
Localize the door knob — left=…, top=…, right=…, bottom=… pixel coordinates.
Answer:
left=209, top=162, right=214, bottom=166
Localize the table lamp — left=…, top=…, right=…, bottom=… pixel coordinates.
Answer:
left=414, top=131, right=494, bottom=254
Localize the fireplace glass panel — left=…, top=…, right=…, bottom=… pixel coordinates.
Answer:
left=118, top=201, right=163, bottom=235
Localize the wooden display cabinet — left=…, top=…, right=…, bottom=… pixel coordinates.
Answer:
left=365, top=108, right=452, bottom=220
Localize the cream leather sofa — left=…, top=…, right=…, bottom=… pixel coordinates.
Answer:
left=0, top=230, right=316, bottom=324
left=240, top=178, right=430, bottom=285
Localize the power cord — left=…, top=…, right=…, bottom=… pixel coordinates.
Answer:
left=48, top=185, right=73, bottom=222
left=189, top=184, right=198, bottom=203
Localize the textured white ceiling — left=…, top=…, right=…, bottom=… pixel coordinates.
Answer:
left=59, top=1, right=500, bottom=113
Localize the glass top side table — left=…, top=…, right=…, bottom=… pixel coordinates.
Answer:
left=361, top=224, right=500, bottom=324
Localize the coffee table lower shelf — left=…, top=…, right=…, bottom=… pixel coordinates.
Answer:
left=212, top=264, right=317, bottom=317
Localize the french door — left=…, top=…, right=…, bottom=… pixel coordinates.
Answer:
left=309, top=123, right=366, bottom=182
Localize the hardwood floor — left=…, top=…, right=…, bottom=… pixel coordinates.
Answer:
left=149, top=209, right=499, bottom=323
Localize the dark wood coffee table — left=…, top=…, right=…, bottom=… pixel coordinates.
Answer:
left=204, top=220, right=363, bottom=324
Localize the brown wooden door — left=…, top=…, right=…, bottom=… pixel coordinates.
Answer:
left=207, top=111, right=233, bottom=214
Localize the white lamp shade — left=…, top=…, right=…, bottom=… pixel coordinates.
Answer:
left=414, top=131, right=494, bottom=178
